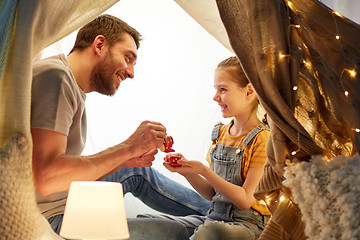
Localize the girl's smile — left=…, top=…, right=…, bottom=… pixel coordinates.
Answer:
left=213, top=69, right=248, bottom=119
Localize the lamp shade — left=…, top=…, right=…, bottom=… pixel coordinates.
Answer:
left=59, top=181, right=129, bottom=240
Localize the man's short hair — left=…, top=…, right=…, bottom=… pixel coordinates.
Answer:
left=69, top=14, right=141, bottom=53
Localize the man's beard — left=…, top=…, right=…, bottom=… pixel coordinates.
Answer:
left=89, top=51, right=117, bottom=96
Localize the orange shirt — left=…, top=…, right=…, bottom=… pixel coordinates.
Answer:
left=206, top=123, right=271, bottom=215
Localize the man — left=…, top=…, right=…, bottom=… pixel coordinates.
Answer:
left=32, top=14, right=210, bottom=235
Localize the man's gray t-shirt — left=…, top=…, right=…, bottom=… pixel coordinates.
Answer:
left=32, top=54, right=86, bottom=218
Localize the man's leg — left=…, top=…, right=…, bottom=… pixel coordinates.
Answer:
left=48, top=214, right=63, bottom=234
left=103, top=167, right=211, bottom=216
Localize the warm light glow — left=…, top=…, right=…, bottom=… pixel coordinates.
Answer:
left=60, top=181, right=129, bottom=240
left=259, top=200, right=266, bottom=205
left=345, top=91, right=349, bottom=97
left=286, top=1, right=295, bottom=10
left=354, top=128, right=360, bottom=133
left=265, top=195, right=271, bottom=204
left=336, top=35, right=340, bottom=40
left=291, top=150, right=297, bottom=156
left=279, top=54, right=290, bottom=60
left=303, top=59, right=312, bottom=69
left=280, top=196, right=285, bottom=202
left=290, top=24, right=301, bottom=28
left=293, top=86, right=298, bottom=91
left=347, top=69, right=357, bottom=78
left=333, top=11, right=343, bottom=18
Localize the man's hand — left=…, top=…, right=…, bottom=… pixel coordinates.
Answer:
left=121, top=149, right=158, bottom=168
left=123, top=121, right=166, bottom=157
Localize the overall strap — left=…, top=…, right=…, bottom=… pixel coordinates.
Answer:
left=243, top=124, right=269, bottom=147
left=211, top=122, right=223, bottom=143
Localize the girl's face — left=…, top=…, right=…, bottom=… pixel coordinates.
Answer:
left=213, top=68, right=250, bottom=119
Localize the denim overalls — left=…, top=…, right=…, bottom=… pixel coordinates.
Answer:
left=207, top=123, right=269, bottom=231
left=135, top=123, right=270, bottom=240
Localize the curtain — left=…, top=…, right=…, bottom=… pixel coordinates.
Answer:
left=215, top=0, right=360, bottom=239
left=0, top=0, right=119, bottom=238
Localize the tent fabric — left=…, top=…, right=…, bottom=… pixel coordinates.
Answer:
left=215, top=0, right=360, bottom=239
left=0, top=0, right=118, bottom=238
left=174, top=0, right=232, bottom=52
left=0, top=0, right=18, bottom=78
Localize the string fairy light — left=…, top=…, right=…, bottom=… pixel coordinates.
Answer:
left=283, top=1, right=359, bottom=159
left=329, top=7, right=360, bottom=156
left=291, top=150, right=299, bottom=156
left=265, top=195, right=271, bottom=204
left=352, top=128, right=360, bottom=133
left=338, top=67, right=359, bottom=102
left=290, top=24, right=301, bottom=29
left=260, top=4, right=360, bottom=238
left=279, top=54, right=290, bottom=59
left=330, top=7, right=355, bottom=103
left=284, top=1, right=304, bottom=159
left=285, top=0, right=295, bottom=11
left=302, top=59, right=312, bottom=69
left=347, top=69, right=357, bottom=78
left=332, top=11, right=343, bottom=18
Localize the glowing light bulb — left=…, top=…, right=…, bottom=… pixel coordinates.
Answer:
left=345, top=91, right=349, bottom=97
left=279, top=54, right=290, bottom=60
left=291, top=150, right=297, bottom=156
left=355, top=128, right=360, bottom=133
left=293, top=86, right=298, bottom=91
left=280, top=196, right=285, bottom=202
left=286, top=1, right=294, bottom=10
left=302, top=60, right=312, bottom=70
left=333, top=11, right=343, bottom=18
left=348, top=69, right=357, bottom=78
left=336, top=35, right=340, bottom=40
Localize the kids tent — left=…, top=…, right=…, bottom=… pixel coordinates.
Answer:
left=1, top=0, right=360, bottom=239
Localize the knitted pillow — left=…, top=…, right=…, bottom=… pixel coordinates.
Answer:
left=0, top=134, right=62, bottom=239
left=283, top=154, right=360, bottom=240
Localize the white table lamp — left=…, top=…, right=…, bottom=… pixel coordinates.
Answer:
left=59, top=181, right=129, bottom=240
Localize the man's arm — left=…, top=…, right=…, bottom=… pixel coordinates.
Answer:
left=32, top=120, right=166, bottom=196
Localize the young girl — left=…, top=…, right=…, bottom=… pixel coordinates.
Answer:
left=139, top=56, right=270, bottom=240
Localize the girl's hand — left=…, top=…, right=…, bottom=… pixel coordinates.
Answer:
left=163, top=153, right=207, bottom=175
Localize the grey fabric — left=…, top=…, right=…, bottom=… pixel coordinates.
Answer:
left=127, top=218, right=189, bottom=240
left=216, top=0, right=360, bottom=239
left=32, top=54, right=87, bottom=156
left=32, top=54, right=87, bottom=219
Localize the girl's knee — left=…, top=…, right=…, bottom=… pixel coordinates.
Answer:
left=192, top=221, right=223, bottom=240
left=193, top=220, right=257, bottom=240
